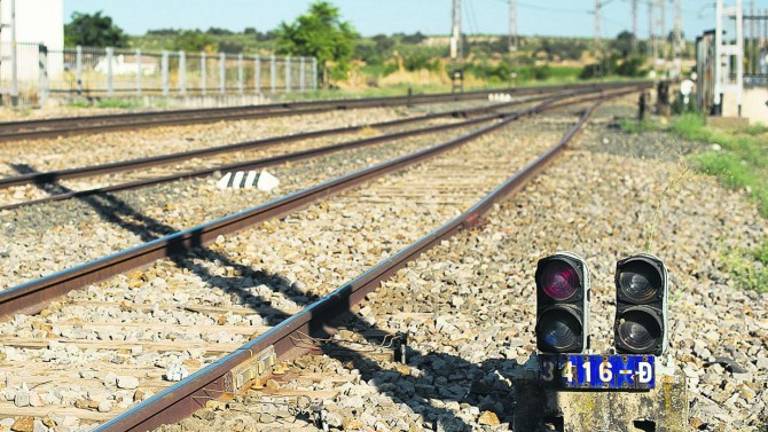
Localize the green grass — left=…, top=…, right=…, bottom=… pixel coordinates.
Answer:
left=722, top=242, right=768, bottom=293
left=621, top=112, right=768, bottom=291
left=68, top=98, right=144, bottom=110
left=618, top=118, right=659, bottom=134
left=664, top=113, right=768, bottom=292
left=669, top=114, right=768, bottom=216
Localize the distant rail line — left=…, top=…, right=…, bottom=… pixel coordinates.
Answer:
left=0, top=81, right=643, bottom=142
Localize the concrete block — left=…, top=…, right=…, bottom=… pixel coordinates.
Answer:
left=512, top=359, right=688, bottom=432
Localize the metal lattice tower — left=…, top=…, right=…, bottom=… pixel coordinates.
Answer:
left=648, top=0, right=656, bottom=59
left=631, top=0, right=639, bottom=52
left=450, top=0, right=462, bottom=60
left=508, top=0, right=517, bottom=52
left=672, top=0, right=683, bottom=76
left=658, top=0, right=666, bottom=62
left=714, top=0, right=744, bottom=114
left=594, top=0, right=602, bottom=71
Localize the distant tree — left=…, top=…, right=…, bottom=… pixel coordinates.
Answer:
left=64, top=11, right=128, bottom=47
left=276, top=1, right=359, bottom=85
left=218, top=41, right=244, bottom=53
left=354, top=42, right=382, bottom=65
left=243, top=27, right=258, bottom=35
left=611, top=31, right=636, bottom=58
left=372, top=34, right=395, bottom=52
left=401, top=32, right=426, bottom=45
left=173, top=30, right=215, bottom=52
left=207, top=27, right=234, bottom=36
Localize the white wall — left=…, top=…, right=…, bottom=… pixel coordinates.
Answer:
left=723, top=87, right=768, bottom=124
left=0, top=0, right=64, bottom=81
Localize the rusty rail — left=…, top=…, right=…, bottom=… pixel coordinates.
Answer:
left=0, top=81, right=643, bottom=142
left=0, top=93, right=554, bottom=190
left=0, top=85, right=648, bottom=321
left=94, top=90, right=628, bottom=432
left=0, top=91, right=595, bottom=211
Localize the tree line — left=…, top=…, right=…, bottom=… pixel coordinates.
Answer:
left=65, top=1, right=685, bottom=87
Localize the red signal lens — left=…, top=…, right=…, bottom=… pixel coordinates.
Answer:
left=540, top=260, right=579, bottom=300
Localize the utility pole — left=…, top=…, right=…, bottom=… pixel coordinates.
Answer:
left=649, top=0, right=656, bottom=61
left=450, top=0, right=462, bottom=60
left=658, top=0, right=666, bottom=66
left=508, top=0, right=517, bottom=52
left=631, top=0, right=639, bottom=52
left=672, top=0, right=683, bottom=76
left=10, top=0, right=18, bottom=106
left=594, top=0, right=602, bottom=75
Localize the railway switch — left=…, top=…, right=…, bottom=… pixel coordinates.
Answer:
left=614, top=253, right=668, bottom=356
left=535, top=252, right=590, bottom=354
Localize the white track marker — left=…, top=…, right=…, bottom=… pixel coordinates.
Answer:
left=256, top=170, right=279, bottom=191
left=216, top=172, right=232, bottom=189
left=243, top=170, right=258, bottom=189
left=231, top=171, right=245, bottom=189
left=217, top=170, right=278, bottom=191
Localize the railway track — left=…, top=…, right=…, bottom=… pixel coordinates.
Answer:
left=96, top=96, right=621, bottom=432
left=0, top=81, right=644, bottom=142
left=0, top=84, right=650, bottom=431
left=0, top=90, right=600, bottom=212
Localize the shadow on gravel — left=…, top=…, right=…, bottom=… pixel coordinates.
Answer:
left=311, top=313, right=556, bottom=431
left=12, top=163, right=554, bottom=430
left=10, top=163, right=311, bottom=324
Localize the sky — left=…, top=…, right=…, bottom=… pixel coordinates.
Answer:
left=64, top=0, right=768, bottom=40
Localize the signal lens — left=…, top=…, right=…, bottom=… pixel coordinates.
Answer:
left=537, top=309, right=582, bottom=352
left=617, top=309, right=662, bottom=352
left=540, top=260, right=579, bottom=300
left=618, top=260, right=660, bottom=302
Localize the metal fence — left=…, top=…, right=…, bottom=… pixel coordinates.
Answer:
left=745, top=7, right=768, bottom=86
left=1, top=43, right=318, bottom=106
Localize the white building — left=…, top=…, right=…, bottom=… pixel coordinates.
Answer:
left=0, top=0, right=64, bottom=84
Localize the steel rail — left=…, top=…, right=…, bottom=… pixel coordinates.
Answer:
left=0, top=101, right=544, bottom=317
left=0, top=81, right=635, bottom=190
left=0, top=89, right=603, bottom=211
left=0, top=81, right=646, bottom=142
left=0, top=85, right=642, bottom=321
left=0, top=94, right=551, bottom=190
left=0, top=106, right=518, bottom=211
left=94, top=92, right=619, bottom=432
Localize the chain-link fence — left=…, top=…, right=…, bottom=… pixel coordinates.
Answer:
left=0, top=43, right=318, bottom=106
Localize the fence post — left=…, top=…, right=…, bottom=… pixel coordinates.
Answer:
left=201, top=52, right=206, bottom=96
left=270, top=54, right=276, bottom=93
left=75, top=45, right=83, bottom=95
left=161, top=50, right=169, bottom=96
left=106, top=47, right=114, bottom=96
left=238, top=53, right=244, bottom=95
left=38, top=44, right=49, bottom=106
left=285, top=55, right=292, bottom=93
left=219, top=52, right=226, bottom=95
left=312, top=57, right=318, bottom=90
left=178, top=50, right=186, bottom=95
left=136, top=49, right=142, bottom=96
left=300, top=57, right=306, bottom=92
left=254, top=56, right=261, bottom=95
left=10, top=0, right=18, bottom=106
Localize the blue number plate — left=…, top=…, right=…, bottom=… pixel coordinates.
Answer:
left=538, top=354, right=655, bottom=390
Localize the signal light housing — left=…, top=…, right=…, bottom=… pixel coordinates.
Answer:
left=535, top=252, right=590, bottom=354
left=614, top=254, right=668, bottom=356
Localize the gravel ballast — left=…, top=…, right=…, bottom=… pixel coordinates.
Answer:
left=158, top=102, right=767, bottom=432
left=0, top=108, right=576, bottom=430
